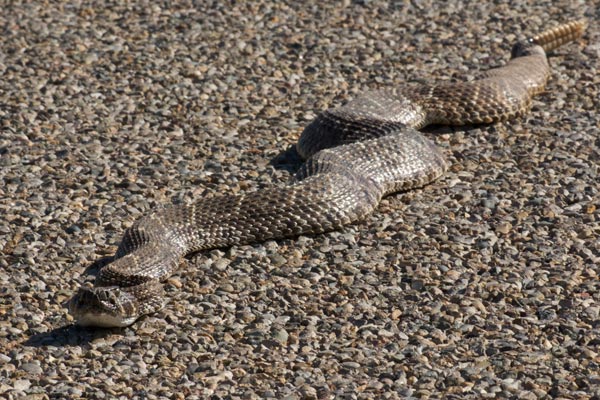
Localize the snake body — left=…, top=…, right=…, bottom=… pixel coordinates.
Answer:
left=69, top=20, right=586, bottom=327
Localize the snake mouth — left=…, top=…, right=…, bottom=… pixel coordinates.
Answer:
left=68, top=285, right=140, bottom=328
left=74, top=310, right=138, bottom=328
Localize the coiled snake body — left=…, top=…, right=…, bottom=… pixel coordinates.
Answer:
left=69, top=21, right=586, bottom=327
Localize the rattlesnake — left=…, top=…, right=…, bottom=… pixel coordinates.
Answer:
left=69, top=20, right=586, bottom=327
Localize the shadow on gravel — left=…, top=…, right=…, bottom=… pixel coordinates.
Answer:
left=81, top=256, right=115, bottom=279
left=269, top=144, right=304, bottom=174
left=24, top=324, right=120, bottom=348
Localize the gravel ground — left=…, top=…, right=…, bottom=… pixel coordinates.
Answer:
left=1, top=1, right=598, bottom=399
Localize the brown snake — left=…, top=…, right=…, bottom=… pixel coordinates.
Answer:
left=68, top=20, right=586, bottom=327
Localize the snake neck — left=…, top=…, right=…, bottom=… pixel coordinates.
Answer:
left=96, top=241, right=184, bottom=287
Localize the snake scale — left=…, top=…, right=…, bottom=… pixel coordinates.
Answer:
left=69, top=20, right=586, bottom=327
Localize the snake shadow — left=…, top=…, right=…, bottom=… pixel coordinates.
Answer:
left=24, top=324, right=124, bottom=348
left=269, top=143, right=304, bottom=174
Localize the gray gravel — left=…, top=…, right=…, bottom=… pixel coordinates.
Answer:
left=1, top=1, right=599, bottom=399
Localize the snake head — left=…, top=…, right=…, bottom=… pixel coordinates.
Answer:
left=511, top=40, right=545, bottom=58
left=68, top=280, right=166, bottom=327
left=68, top=284, right=141, bottom=328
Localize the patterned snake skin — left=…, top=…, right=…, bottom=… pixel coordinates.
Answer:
left=69, top=20, right=586, bottom=327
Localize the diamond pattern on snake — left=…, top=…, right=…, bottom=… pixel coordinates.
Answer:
left=68, top=20, right=587, bottom=327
